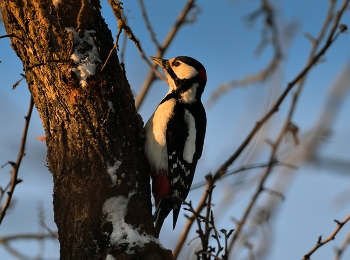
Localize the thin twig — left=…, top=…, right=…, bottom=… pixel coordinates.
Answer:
left=38, top=205, right=59, bottom=238
left=12, top=74, right=26, bottom=90
left=206, top=0, right=283, bottom=107
left=302, top=214, right=350, bottom=260
left=226, top=0, right=342, bottom=254
left=102, top=0, right=143, bottom=71
left=198, top=174, right=215, bottom=259
left=0, top=33, right=23, bottom=41
left=190, top=161, right=296, bottom=191
left=0, top=233, right=58, bottom=260
left=197, top=251, right=223, bottom=260
left=120, top=30, right=128, bottom=64
left=227, top=157, right=274, bottom=252
left=135, top=0, right=197, bottom=110
left=0, top=180, right=11, bottom=204
left=101, top=44, right=117, bottom=72
left=213, top=0, right=345, bottom=184
left=334, top=228, right=350, bottom=260
left=138, top=0, right=160, bottom=48
left=227, top=0, right=349, bottom=252
left=0, top=233, right=58, bottom=242
left=0, top=96, right=34, bottom=224
left=211, top=211, right=223, bottom=259
left=108, top=0, right=142, bottom=52
left=221, top=229, right=234, bottom=260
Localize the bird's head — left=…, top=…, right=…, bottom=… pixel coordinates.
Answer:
left=150, top=56, right=207, bottom=103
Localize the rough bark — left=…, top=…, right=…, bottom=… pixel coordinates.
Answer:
left=0, top=0, right=172, bottom=259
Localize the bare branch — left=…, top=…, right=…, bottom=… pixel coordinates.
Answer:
left=206, top=0, right=283, bottom=107
left=108, top=0, right=142, bottom=52
left=12, top=74, right=26, bottom=90
left=303, top=214, right=350, bottom=260
left=201, top=174, right=215, bottom=258
left=227, top=0, right=349, bottom=252
left=190, top=161, right=296, bottom=191
left=221, top=229, right=234, bottom=260
left=182, top=175, right=232, bottom=260
left=0, top=233, right=58, bottom=260
left=135, top=0, right=197, bottom=110
left=173, top=0, right=349, bottom=256
left=101, top=44, right=118, bottom=72
left=0, top=33, right=23, bottom=41
left=119, top=28, right=128, bottom=64
left=38, top=205, right=59, bottom=239
left=138, top=0, right=160, bottom=48
left=102, top=0, right=144, bottom=71
left=0, top=96, right=34, bottom=224
left=211, top=211, right=223, bottom=259
left=0, top=233, right=58, bottom=242
left=334, top=228, right=350, bottom=260
left=197, top=251, right=223, bottom=260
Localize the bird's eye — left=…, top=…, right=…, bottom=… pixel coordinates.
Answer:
left=172, top=61, right=180, bottom=67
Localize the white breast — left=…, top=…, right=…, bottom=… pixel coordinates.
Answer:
left=144, top=98, right=176, bottom=171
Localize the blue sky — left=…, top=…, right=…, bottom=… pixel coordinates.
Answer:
left=0, top=1, right=350, bottom=259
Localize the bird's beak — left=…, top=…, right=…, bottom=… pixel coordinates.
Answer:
left=150, top=56, right=168, bottom=69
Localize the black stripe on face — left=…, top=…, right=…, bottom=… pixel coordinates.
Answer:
left=165, top=66, right=179, bottom=82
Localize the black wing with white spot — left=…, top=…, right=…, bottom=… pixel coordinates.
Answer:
left=166, top=101, right=206, bottom=228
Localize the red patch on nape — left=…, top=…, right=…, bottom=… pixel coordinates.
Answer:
left=152, top=173, right=170, bottom=206
left=197, top=69, right=207, bottom=81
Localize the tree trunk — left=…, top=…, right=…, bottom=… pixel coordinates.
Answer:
left=1, top=0, right=172, bottom=259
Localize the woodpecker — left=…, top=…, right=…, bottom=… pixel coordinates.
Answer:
left=144, top=56, right=207, bottom=236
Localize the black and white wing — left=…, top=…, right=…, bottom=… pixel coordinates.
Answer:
left=167, top=102, right=206, bottom=228
left=154, top=101, right=206, bottom=233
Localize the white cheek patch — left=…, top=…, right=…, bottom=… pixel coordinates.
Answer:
left=172, top=63, right=198, bottom=80
left=183, top=109, right=196, bottom=163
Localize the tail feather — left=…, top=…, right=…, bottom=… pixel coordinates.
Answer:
left=154, top=199, right=172, bottom=237
left=154, top=198, right=182, bottom=237
left=172, top=201, right=182, bottom=230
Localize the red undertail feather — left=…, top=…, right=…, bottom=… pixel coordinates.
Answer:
left=148, top=167, right=173, bottom=237
left=151, top=171, right=170, bottom=206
